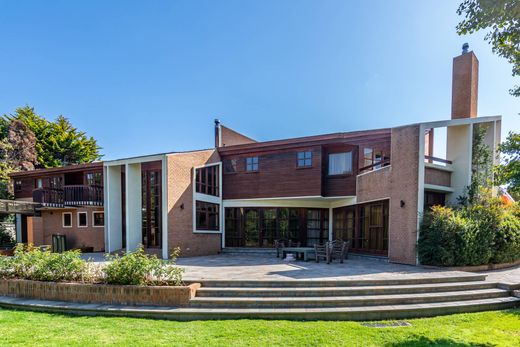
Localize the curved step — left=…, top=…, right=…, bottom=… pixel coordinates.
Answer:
left=190, top=288, right=509, bottom=308
left=0, top=295, right=518, bottom=321
left=190, top=274, right=487, bottom=288
left=195, top=281, right=498, bottom=297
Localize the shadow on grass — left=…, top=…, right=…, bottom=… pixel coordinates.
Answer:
left=387, top=336, right=493, bottom=347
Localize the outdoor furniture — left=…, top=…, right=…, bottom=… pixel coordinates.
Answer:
left=329, top=240, right=349, bottom=263
left=314, top=243, right=330, bottom=263
left=281, top=247, right=314, bottom=261
left=274, top=239, right=302, bottom=257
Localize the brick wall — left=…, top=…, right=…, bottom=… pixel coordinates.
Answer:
left=167, top=150, right=222, bottom=257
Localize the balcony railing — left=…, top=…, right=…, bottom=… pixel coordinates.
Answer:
left=33, top=185, right=103, bottom=207
left=359, top=159, right=391, bottom=174
left=424, top=155, right=453, bottom=166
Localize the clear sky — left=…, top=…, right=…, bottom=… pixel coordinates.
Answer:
left=0, top=0, right=518, bottom=160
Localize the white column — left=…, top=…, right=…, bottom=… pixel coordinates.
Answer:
left=446, top=124, right=473, bottom=204
left=125, top=163, right=142, bottom=252
left=15, top=214, right=22, bottom=243
left=161, top=157, right=169, bottom=259
left=105, top=165, right=122, bottom=252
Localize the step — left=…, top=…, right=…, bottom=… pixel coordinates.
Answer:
left=192, top=274, right=487, bottom=288
left=190, top=288, right=509, bottom=308
left=0, top=295, right=518, bottom=321
left=195, top=281, right=498, bottom=297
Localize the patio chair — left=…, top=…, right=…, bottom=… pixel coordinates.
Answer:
left=314, top=243, right=330, bottom=264
left=329, top=240, right=349, bottom=263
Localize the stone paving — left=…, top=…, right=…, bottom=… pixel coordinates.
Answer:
left=82, top=252, right=520, bottom=284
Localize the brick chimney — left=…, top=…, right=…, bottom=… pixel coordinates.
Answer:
left=451, top=43, right=478, bottom=119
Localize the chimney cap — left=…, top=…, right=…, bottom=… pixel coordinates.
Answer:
left=462, top=43, right=469, bottom=54
left=214, top=119, right=221, bottom=126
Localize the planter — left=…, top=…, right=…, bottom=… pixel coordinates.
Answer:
left=421, top=258, right=520, bottom=272
left=0, top=279, right=200, bottom=307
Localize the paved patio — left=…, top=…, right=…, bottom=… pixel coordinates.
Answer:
left=82, top=252, right=520, bottom=284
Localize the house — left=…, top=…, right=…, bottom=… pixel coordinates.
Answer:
left=8, top=47, right=501, bottom=265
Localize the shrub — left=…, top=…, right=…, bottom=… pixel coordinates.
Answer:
left=2, top=244, right=89, bottom=282
left=0, top=224, right=15, bottom=246
left=419, top=201, right=520, bottom=267
left=103, top=246, right=183, bottom=286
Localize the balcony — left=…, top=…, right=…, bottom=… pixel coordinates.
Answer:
left=33, top=185, right=103, bottom=208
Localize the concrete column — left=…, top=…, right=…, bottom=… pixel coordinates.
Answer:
left=125, top=163, right=142, bottom=252
left=15, top=214, right=22, bottom=243
left=105, top=165, right=122, bottom=252
left=446, top=124, right=473, bottom=204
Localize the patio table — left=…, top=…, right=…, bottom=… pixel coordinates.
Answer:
left=281, top=247, right=315, bottom=261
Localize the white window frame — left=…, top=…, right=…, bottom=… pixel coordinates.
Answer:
left=192, top=162, right=223, bottom=234
left=92, top=211, right=105, bottom=227
left=62, top=212, right=73, bottom=228
left=77, top=212, right=88, bottom=228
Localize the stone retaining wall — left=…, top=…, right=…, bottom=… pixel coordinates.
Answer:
left=0, top=279, right=200, bottom=307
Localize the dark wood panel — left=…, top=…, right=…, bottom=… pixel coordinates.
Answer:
left=222, top=146, right=323, bottom=199
left=322, top=144, right=358, bottom=197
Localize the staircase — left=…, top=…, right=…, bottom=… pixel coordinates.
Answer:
left=183, top=274, right=520, bottom=320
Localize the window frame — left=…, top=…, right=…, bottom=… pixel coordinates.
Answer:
left=92, top=211, right=105, bottom=227
left=77, top=212, right=88, bottom=228
left=328, top=151, right=353, bottom=176
left=297, top=151, right=313, bottom=168
left=195, top=200, right=220, bottom=231
left=62, top=212, right=73, bottom=228
left=195, top=164, right=220, bottom=197
left=223, top=159, right=238, bottom=174
left=246, top=156, right=259, bottom=172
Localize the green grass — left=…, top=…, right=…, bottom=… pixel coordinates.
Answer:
left=0, top=308, right=519, bottom=346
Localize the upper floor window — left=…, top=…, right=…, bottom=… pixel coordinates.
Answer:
left=224, top=159, right=237, bottom=174
left=328, top=152, right=352, bottom=175
left=297, top=151, right=312, bottom=167
left=49, top=176, right=63, bottom=189
left=195, top=165, right=219, bottom=196
left=14, top=180, right=22, bottom=192
left=363, top=148, right=373, bottom=167
left=246, top=157, right=259, bottom=172
left=35, top=178, right=43, bottom=189
left=85, top=172, right=103, bottom=186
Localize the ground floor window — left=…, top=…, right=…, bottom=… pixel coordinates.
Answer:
left=424, top=191, right=446, bottom=211
left=93, top=211, right=104, bottom=227
left=333, top=200, right=389, bottom=255
left=62, top=212, right=72, bottom=228
left=196, top=201, right=220, bottom=231
left=77, top=212, right=88, bottom=227
left=224, top=207, right=328, bottom=248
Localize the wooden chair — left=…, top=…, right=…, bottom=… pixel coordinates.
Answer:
left=314, top=243, right=330, bottom=264
left=329, top=240, right=349, bottom=263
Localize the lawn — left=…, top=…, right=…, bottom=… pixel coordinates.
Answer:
left=0, top=308, right=519, bottom=346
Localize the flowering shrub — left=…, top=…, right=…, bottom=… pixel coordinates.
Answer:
left=103, top=246, right=183, bottom=286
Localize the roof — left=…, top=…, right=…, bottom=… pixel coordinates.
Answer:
left=9, top=162, right=103, bottom=178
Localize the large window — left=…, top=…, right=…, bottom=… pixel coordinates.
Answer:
left=297, top=151, right=312, bottom=167
left=196, top=201, right=220, bottom=231
left=328, top=152, right=352, bottom=175
left=246, top=157, right=259, bottom=171
left=196, top=165, right=219, bottom=196
left=142, top=169, right=162, bottom=248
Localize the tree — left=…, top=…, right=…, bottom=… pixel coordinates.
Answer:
left=2, top=106, right=102, bottom=168
left=495, top=131, right=520, bottom=200
left=456, top=0, right=520, bottom=96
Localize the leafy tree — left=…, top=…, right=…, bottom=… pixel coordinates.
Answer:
left=495, top=131, right=520, bottom=200
left=456, top=0, right=520, bottom=96
left=2, top=106, right=102, bottom=168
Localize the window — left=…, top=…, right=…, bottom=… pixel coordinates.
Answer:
left=62, top=212, right=72, bottom=228
left=93, top=211, right=104, bottom=227
left=363, top=148, right=373, bottom=167
left=77, top=212, right=87, bottom=227
left=195, top=165, right=219, bottom=196
left=223, top=159, right=237, bottom=173
left=196, top=201, right=220, bottom=231
left=35, top=178, right=43, bottom=188
left=328, top=152, right=352, bottom=175
left=246, top=157, right=259, bottom=171
left=49, top=176, right=63, bottom=189
left=15, top=180, right=22, bottom=192
left=297, top=151, right=312, bottom=167
left=85, top=172, right=103, bottom=186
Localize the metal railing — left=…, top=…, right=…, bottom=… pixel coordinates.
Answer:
left=33, top=188, right=64, bottom=207
left=358, top=159, right=391, bottom=174
left=33, top=185, right=103, bottom=207
left=424, top=155, right=453, bottom=165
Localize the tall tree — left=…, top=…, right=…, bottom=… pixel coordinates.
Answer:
left=456, top=0, right=520, bottom=96
left=495, top=132, right=520, bottom=200
left=2, top=106, right=102, bottom=168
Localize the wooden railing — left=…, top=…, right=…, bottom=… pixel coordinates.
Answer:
left=359, top=159, right=391, bottom=174
left=64, top=185, right=103, bottom=206
left=33, top=186, right=103, bottom=207
left=33, top=188, right=64, bottom=207
left=424, top=155, right=453, bottom=165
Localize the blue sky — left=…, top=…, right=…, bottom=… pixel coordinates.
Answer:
left=0, top=0, right=518, bottom=160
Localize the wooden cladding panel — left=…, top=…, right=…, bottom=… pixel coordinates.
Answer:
left=322, top=144, right=358, bottom=197
left=222, top=146, right=323, bottom=199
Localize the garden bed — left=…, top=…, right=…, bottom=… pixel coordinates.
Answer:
left=0, top=279, right=200, bottom=307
